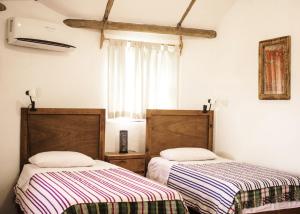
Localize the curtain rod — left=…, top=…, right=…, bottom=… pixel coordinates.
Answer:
left=104, top=38, right=178, bottom=47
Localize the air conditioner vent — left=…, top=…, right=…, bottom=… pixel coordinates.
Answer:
left=17, top=38, right=76, bottom=48
left=7, top=17, right=76, bottom=52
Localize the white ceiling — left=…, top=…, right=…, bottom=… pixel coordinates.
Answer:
left=39, top=0, right=236, bottom=29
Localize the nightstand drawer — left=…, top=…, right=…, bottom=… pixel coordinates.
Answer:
left=110, top=158, right=145, bottom=172
left=105, top=152, right=146, bottom=175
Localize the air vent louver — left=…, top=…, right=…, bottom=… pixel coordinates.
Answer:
left=7, top=17, right=76, bottom=52
left=17, top=38, right=75, bottom=48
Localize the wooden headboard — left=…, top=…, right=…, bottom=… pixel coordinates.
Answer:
left=145, top=109, right=214, bottom=166
left=20, top=108, right=105, bottom=170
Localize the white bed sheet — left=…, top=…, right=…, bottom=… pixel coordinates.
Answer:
left=147, top=156, right=232, bottom=185
left=18, top=160, right=118, bottom=191
left=147, top=157, right=300, bottom=214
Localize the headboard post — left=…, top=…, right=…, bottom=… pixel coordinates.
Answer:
left=20, top=108, right=106, bottom=171
left=145, top=109, right=214, bottom=168
left=20, top=108, right=29, bottom=169
left=208, top=110, right=214, bottom=151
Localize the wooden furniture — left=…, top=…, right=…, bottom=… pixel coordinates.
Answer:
left=64, top=0, right=213, bottom=53
left=64, top=19, right=216, bottom=39
left=146, top=109, right=213, bottom=168
left=145, top=109, right=300, bottom=214
left=20, top=108, right=106, bottom=170
left=17, top=109, right=188, bottom=214
left=105, top=152, right=146, bottom=176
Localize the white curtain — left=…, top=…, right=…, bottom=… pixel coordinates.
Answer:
left=108, top=40, right=179, bottom=119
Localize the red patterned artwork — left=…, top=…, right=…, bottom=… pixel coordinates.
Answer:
left=259, top=36, right=290, bottom=100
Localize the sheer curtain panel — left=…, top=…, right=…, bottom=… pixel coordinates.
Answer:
left=108, top=40, right=179, bottom=119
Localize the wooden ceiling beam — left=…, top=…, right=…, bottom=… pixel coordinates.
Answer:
left=100, top=0, right=115, bottom=48
left=0, top=2, right=6, bottom=11
left=64, top=19, right=217, bottom=38
left=103, top=0, right=114, bottom=21
left=177, top=0, right=196, bottom=27
left=177, top=0, right=197, bottom=55
left=100, top=29, right=105, bottom=48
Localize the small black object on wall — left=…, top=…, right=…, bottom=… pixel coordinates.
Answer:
left=119, top=130, right=128, bottom=153
left=25, top=90, right=37, bottom=111
left=203, top=98, right=212, bottom=113
left=202, top=105, right=208, bottom=113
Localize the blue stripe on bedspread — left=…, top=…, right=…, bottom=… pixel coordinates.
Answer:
left=167, top=162, right=300, bottom=214
left=168, top=164, right=239, bottom=214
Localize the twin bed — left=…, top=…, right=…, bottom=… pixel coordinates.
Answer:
left=145, top=110, right=300, bottom=214
left=16, top=108, right=300, bottom=214
left=16, top=108, right=187, bottom=214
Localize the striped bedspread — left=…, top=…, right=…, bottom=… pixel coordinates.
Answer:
left=16, top=168, right=187, bottom=214
left=168, top=162, right=300, bottom=214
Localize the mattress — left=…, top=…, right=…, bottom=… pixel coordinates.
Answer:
left=147, top=157, right=300, bottom=214
left=147, top=157, right=232, bottom=185
left=16, top=160, right=188, bottom=214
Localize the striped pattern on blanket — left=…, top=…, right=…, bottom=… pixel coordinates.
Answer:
left=16, top=168, right=186, bottom=214
left=167, top=162, right=300, bottom=214
left=62, top=200, right=186, bottom=214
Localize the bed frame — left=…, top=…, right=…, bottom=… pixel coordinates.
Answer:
left=145, top=109, right=300, bottom=214
left=20, top=108, right=106, bottom=170
left=145, top=109, right=214, bottom=168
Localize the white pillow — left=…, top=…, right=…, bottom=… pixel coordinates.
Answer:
left=160, top=147, right=217, bottom=161
left=29, top=151, right=96, bottom=168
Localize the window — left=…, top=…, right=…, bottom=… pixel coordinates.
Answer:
left=108, top=40, right=179, bottom=119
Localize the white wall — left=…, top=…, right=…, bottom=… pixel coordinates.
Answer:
left=0, top=1, right=170, bottom=212
left=1, top=0, right=300, bottom=213
left=0, top=1, right=134, bottom=212
left=180, top=0, right=300, bottom=175
left=215, top=0, right=300, bottom=174
left=0, top=1, right=101, bottom=212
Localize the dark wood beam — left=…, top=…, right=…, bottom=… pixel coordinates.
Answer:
left=177, top=0, right=196, bottom=27
left=103, top=0, right=114, bottom=21
left=0, top=2, right=6, bottom=11
left=100, top=0, right=114, bottom=48
left=177, top=0, right=197, bottom=54
left=179, top=35, right=183, bottom=55
left=100, top=30, right=105, bottom=48
left=64, top=19, right=217, bottom=38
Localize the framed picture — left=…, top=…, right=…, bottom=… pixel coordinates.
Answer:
left=258, top=36, right=291, bottom=100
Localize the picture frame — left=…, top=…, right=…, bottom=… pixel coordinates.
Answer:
left=258, top=36, right=291, bottom=100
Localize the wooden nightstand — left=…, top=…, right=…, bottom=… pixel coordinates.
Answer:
left=104, top=152, right=146, bottom=176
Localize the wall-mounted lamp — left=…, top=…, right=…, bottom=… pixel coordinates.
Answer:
left=203, top=98, right=216, bottom=113
left=208, top=99, right=212, bottom=111
left=25, top=89, right=37, bottom=111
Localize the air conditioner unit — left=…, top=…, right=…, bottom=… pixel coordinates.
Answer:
left=7, top=17, right=76, bottom=52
